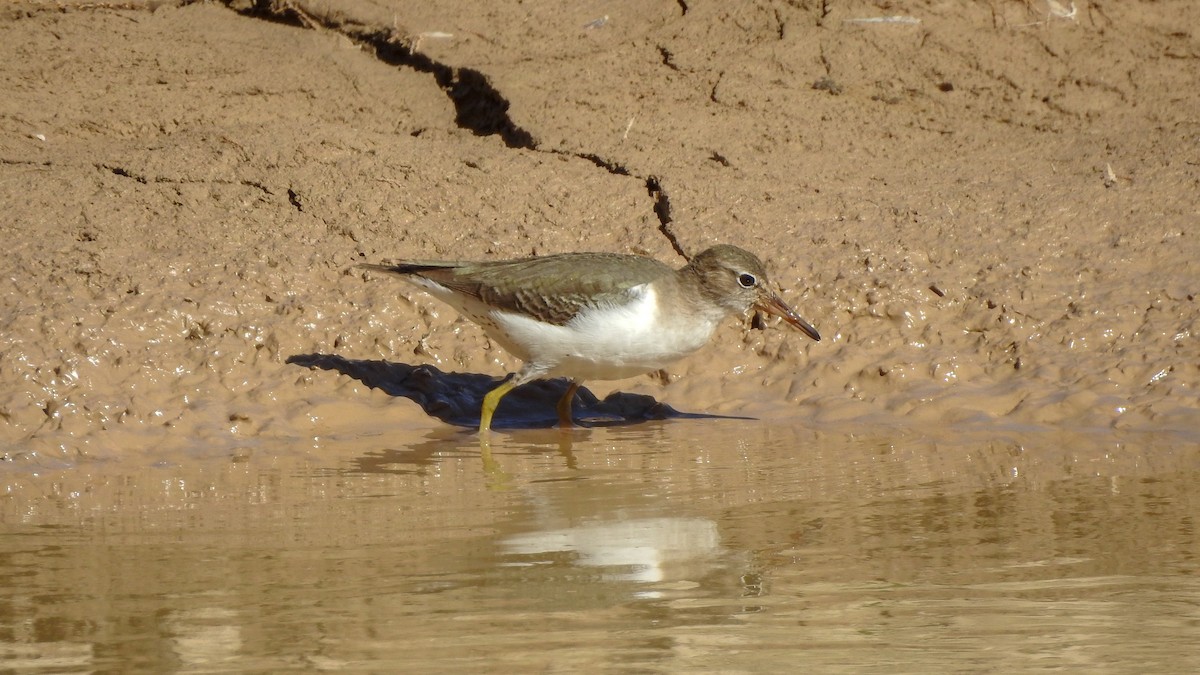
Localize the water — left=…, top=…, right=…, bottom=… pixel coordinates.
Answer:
left=3, top=422, right=1199, bottom=672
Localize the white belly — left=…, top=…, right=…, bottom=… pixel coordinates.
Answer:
left=489, top=285, right=720, bottom=381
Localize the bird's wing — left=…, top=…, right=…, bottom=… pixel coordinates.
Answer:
left=362, top=254, right=673, bottom=326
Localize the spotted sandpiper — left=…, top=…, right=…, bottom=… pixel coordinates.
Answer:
left=360, top=244, right=820, bottom=432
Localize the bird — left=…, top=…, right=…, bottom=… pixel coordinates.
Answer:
left=359, top=244, right=820, bottom=432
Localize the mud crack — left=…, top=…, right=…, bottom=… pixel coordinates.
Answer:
left=560, top=153, right=686, bottom=260
left=222, top=0, right=684, bottom=257
left=645, top=176, right=686, bottom=260
left=99, top=162, right=276, bottom=196
left=227, top=0, right=534, bottom=149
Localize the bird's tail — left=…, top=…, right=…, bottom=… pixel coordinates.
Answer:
left=357, top=261, right=462, bottom=276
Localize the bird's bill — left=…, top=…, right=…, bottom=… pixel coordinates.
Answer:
left=756, top=292, right=821, bottom=342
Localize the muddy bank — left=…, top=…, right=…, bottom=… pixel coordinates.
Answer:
left=1, top=0, right=1198, bottom=464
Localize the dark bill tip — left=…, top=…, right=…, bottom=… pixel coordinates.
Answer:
left=756, top=293, right=821, bottom=342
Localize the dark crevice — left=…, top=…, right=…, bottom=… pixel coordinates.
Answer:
left=1, top=158, right=52, bottom=167
left=646, top=176, right=672, bottom=225
left=104, top=164, right=147, bottom=183
left=570, top=152, right=631, bottom=176
left=102, top=163, right=276, bottom=196
left=556, top=151, right=686, bottom=260
left=709, top=150, right=733, bottom=167
left=658, top=46, right=680, bottom=71
left=241, top=179, right=274, bottom=195
left=646, top=177, right=687, bottom=260
left=223, top=0, right=690, bottom=254
left=401, top=55, right=536, bottom=149
left=230, top=0, right=535, bottom=149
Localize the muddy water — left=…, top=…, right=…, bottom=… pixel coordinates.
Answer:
left=3, top=422, right=1198, bottom=672
left=4, top=0, right=1200, bottom=670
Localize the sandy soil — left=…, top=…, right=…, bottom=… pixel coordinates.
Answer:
left=1, top=0, right=1197, bottom=464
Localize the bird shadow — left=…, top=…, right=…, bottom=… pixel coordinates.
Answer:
left=286, top=353, right=750, bottom=430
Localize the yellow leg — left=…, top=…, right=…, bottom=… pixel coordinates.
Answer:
left=479, top=378, right=519, bottom=433
left=556, top=380, right=581, bottom=428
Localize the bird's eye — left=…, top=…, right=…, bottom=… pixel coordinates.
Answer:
left=737, top=273, right=756, bottom=288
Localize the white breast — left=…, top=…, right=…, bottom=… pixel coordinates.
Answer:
left=489, top=285, right=720, bottom=381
